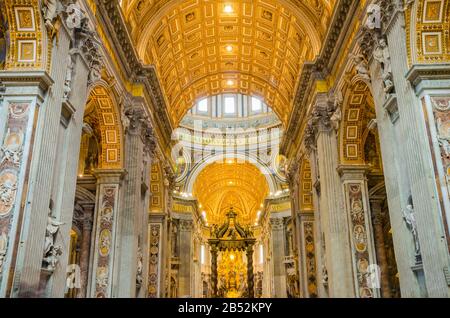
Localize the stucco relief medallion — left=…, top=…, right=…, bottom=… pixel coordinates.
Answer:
left=9, top=103, right=30, bottom=119
left=431, top=96, right=450, bottom=112
left=353, top=225, right=367, bottom=253
left=96, top=266, right=108, bottom=289
left=360, top=287, right=373, bottom=298
left=350, top=198, right=364, bottom=223
left=99, top=229, right=111, bottom=256
left=1, top=130, right=24, bottom=167
left=150, top=245, right=159, bottom=255
left=148, top=285, right=157, bottom=295
left=0, top=170, right=18, bottom=216
left=100, top=205, right=113, bottom=223
left=357, top=257, right=369, bottom=273
left=104, top=187, right=115, bottom=198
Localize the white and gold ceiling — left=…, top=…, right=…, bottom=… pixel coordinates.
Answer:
left=193, top=161, right=269, bottom=225
left=120, top=0, right=335, bottom=126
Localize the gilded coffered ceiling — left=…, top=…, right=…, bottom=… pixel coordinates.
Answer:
left=193, top=161, right=269, bottom=225
left=120, top=0, right=336, bottom=126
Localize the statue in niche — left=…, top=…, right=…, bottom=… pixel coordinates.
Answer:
left=170, top=277, right=178, bottom=298
left=43, top=213, right=64, bottom=272
left=402, top=195, right=421, bottom=263
left=81, top=122, right=99, bottom=174
left=364, top=133, right=380, bottom=170
left=373, top=38, right=394, bottom=94
left=287, top=274, right=300, bottom=298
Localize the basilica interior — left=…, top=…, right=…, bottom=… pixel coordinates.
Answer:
left=0, top=0, right=449, bottom=298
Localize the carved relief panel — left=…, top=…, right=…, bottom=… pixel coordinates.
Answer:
left=0, top=100, right=34, bottom=295
left=90, top=184, right=119, bottom=298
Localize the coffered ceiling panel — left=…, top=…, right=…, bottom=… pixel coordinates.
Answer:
left=122, top=0, right=335, bottom=126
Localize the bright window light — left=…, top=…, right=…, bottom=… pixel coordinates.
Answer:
left=201, top=245, right=206, bottom=264
left=224, top=97, right=235, bottom=114
left=251, top=97, right=262, bottom=112
left=259, top=244, right=264, bottom=264
left=198, top=98, right=208, bottom=112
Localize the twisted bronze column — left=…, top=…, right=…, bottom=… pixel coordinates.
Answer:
left=246, top=245, right=254, bottom=298
left=210, top=245, right=218, bottom=297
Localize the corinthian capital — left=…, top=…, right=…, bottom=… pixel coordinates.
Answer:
left=124, top=106, right=146, bottom=135
left=310, top=94, right=334, bottom=132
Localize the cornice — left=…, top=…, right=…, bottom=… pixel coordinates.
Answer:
left=0, top=71, right=54, bottom=91
left=405, top=64, right=450, bottom=89
left=94, top=0, right=173, bottom=146
left=281, top=0, right=358, bottom=157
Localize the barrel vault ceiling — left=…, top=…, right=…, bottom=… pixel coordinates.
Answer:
left=120, top=0, right=336, bottom=127
left=193, top=161, right=269, bottom=225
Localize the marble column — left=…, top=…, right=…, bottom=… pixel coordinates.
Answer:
left=148, top=214, right=164, bottom=297
left=270, top=217, right=287, bottom=298
left=89, top=169, right=125, bottom=298
left=77, top=204, right=94, bottom=298
left=362, top=6, right=449, bottom=296
left=305, top=149, right=327, bottom=298
left=0, top=16, right=95, bottom=296
left=178, top=219, right=193, bottom=297
left=338, top=165, right=379, bottom=298
left=0, top=72, right=52, bottom=297
left=310, top=93, right=355, bottom=297
left=370, top=197, right=392, bottom=298
left=297, top=212, right=318, bottom=298
left=115, top=103, right=154, bottom=297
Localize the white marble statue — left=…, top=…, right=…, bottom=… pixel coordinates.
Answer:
left=136, top=247, right=143, bottom=287
left=330, top=105, right=342, bottom=132
left=43, top=0, right=58, bottom=30
left=63, top=56, right=74, bottom=100
left=120, top=104, right=130, bottom=133
left=373, top=38, right=394, bottom=93
left=350, top=53, right=371, bottom=82
left=402, top=198, right=421, bottom=259
left=65, top=3, right=84, bottom=30
left=365, top=4, right=381, bottom=30
left=44, top=215, right=64, bottom=256
left=43, top=245, right=62, bottom=271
